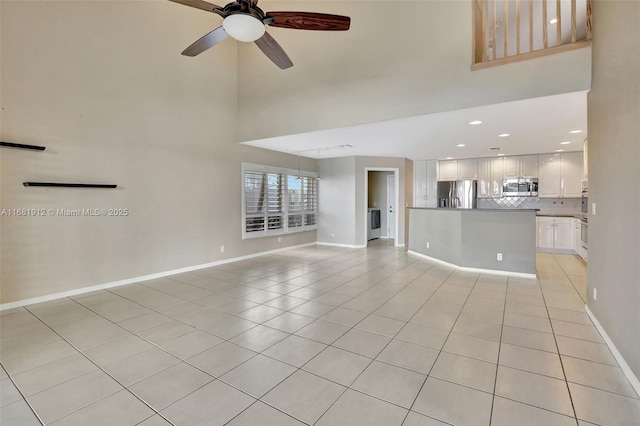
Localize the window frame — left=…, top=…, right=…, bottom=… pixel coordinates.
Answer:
left=241, top=162, right=318, bottom=239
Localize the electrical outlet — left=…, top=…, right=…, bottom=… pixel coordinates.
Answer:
left=593, top=287, right=597, bottom=300
left=592, top=203, right=596, bottom=215
left=426, top=242, right=430, bottom=249
left=220, top=245, right=225, bottom=253
left=497, top=253, right=503, bottom=261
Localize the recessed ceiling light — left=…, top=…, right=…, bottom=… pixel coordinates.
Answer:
left=560, top=141, right=571, bottom=145
left=457, top=144, right=466, bottom=147
left=569, top=130, right=583, bottom=134
left=469, top=120, right=483, bottom=125
left=445, top=157, right=453, bottom=160
left=556, top=149, right=564, bottom=152
left=497, top=154, right=505, bottom=156
left=549, top=18, right=558, bottom=24
left=498, top=133, right=510, bottom=138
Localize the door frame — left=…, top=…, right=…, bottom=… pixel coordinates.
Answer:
left=386, top=174, right=395, bottom=239
left=364, top=167, right=400, bottom=247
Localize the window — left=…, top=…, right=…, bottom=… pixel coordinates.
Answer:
left=242, top=163, right=318, bottom=239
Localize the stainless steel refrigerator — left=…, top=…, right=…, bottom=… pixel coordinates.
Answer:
left=437, top=180, right=478, bottom=209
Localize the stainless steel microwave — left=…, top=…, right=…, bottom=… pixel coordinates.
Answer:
left=503, top=178, right=538, bottom=197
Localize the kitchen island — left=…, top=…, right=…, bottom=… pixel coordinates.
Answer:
left=408, top=208, right=537, bottom=276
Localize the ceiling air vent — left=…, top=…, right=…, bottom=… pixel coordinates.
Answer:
left=487, top=147, right=502, bottom=151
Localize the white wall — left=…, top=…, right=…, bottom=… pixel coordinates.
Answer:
left=237, top=0, right=591, bottom=142
left=317, top=157, right=357, bottom=246
left=0, top=1, right=316, bottom=304
left=587, top=1, right=640, bottom=379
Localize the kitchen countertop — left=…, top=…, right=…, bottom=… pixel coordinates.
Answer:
left=408, top=208, right=538, bottom=212
left=536, top=212, right=588, bottom=222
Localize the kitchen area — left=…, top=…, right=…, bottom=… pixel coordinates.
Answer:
left=410, top=143, right=589, bottom=275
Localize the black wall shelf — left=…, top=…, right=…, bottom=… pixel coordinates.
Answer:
left=23, top=182, right=117, bottom=189
left=1, top=141, right=46, bottom=151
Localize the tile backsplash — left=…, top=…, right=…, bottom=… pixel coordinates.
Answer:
left=478, top=197, right=581, bottom=215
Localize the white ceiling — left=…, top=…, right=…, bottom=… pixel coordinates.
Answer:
left=242, top=90, right=588, bottom=160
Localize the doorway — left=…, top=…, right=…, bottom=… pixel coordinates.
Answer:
left=365, top=168, right=399, bottom=247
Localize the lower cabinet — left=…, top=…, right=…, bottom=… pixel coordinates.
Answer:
left=536, top=217, right=573, bottom=252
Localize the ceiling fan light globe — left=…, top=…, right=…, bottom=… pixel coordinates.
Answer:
left=223, top=14, right=265, bottom=42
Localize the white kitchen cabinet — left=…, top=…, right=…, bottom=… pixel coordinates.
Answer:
left=503, top=155, right=538, bottom=179
left=538, top=152, right=583, bottom=198
left=438, top=160, right=458, bottom=181
left=555, top=221, right=573, bottom=250
left=438, top=159, right=477, bottom=181
left=572, top=218, right=581, bottom=251
left=536, top=216, right=573, bottom=252
left=457, top=159, right=478, bottom=180
left=490, top=157, right=503, bottom=198
left=477, top=158, right=491, bottom=198
left=563, top=151, right=583, bottom=197
left=414, top=160, right=437, bottom=207
left=583, top=139, right=589, bottom=182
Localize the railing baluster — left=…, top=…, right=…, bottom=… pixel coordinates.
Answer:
left=484, top=0, right=490, bottom=60
left=556, top=0, right=562, bottom=45
left=504, top=0, right=508, bottom=56
left=492, top=0, right=497, bottom=59
left=542, top=0, right=548, bottom=49
left=571, top=0, right=577, bottom=42
left=529, top=0, right=534, bottom=53
left=472, top=0, right=591, bottom=67
left=586, top=0, right=592, bottom=40
left=516, top=0, right=521, bottom=55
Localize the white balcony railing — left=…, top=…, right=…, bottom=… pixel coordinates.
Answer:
left=472, top=0, right=592, bottom=68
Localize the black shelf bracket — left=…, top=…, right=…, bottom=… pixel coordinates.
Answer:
left=1, top=141, right=46, bottom=151
left=23, top=182, right=117, bottom=189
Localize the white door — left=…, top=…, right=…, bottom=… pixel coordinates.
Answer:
left=387, top=175, right=395, bottom=239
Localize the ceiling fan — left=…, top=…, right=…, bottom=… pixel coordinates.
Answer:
left=168, top=0, right=351, bottom=69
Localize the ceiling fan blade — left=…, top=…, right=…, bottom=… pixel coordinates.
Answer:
left=267, top=12, right=350, bottom=31
left=255, top=32, right=293, bottom=69
left=182, top=26, right=229, bottom=57
left=167, top=0, right=222, bottom=13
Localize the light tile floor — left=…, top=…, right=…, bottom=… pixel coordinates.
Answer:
left=1, top=241, right=639, bottom=425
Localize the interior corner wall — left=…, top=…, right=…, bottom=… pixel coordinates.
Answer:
left=405, top=158, right=414, bottom=246
left=587, top=0, right=640, bottom=378
left=0, top=1, right=316, bottom=304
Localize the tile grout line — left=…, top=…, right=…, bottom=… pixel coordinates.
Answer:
left=20, top=303, right=178, bottom=426
left=308, top=259, right=451, bottom=426
left=398, top=268, right=477, bottom=425
left=488, top=275, right=516, bottom=425
left=0, top=363, right=45, bottom=426
left=537, top=256, right=581, bottom=425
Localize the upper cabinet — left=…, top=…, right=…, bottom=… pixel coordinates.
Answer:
left=538, top=152, right=583, bottom=198
left=438, top=160, right=458, bottom=181
left=458, top=159, right=478, bottom=180
left=583, top=139, right=589, bottom=182
left=503, top=155, right=538, bottom=178
left=414, top=160, right=437, bottom=207
left=477, top=157, right=503, bottom=198
left=438, top=159, right=477, bottom=181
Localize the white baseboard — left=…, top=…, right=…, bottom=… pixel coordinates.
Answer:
left=0, top=242, right=316, bottom=311
left=408, top=250, right=537, bottom=279
left=585, top=306, right=640, bottom=397
left=316, top=242, right=367, bottom=249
